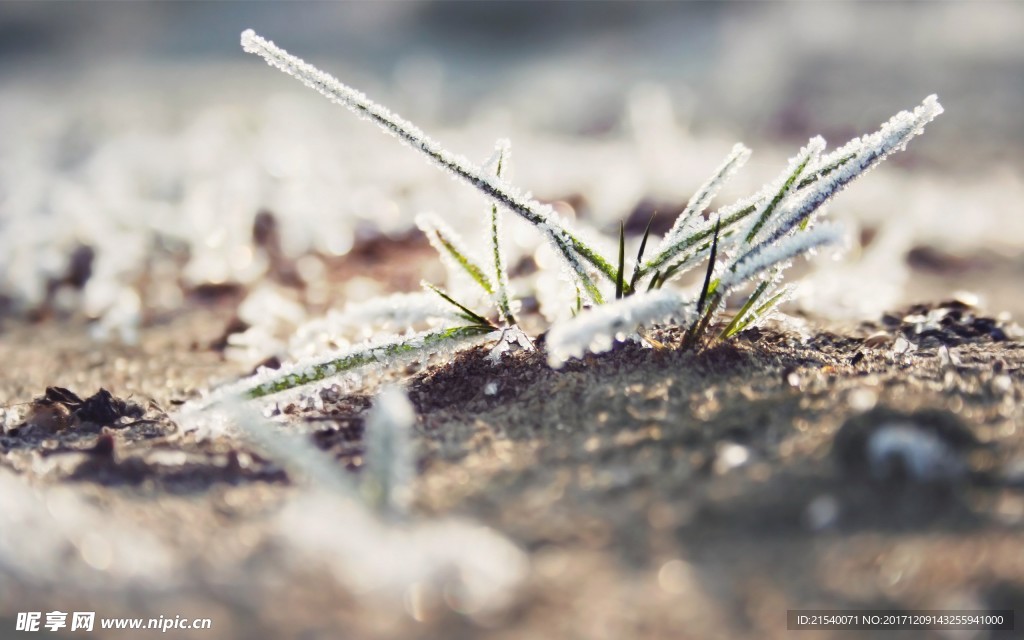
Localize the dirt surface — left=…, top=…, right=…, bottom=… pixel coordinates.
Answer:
left=2, top=253, right=1023, bottom=640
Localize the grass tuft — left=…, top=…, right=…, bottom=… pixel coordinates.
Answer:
left=237, top=28, right=943, bottom=378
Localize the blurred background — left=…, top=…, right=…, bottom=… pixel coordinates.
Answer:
left=2, top=0, right=1023, bottom=336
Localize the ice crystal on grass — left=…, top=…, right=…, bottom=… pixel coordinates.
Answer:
left=242, top=325, right=494, bottom=399
left=546, top=289, right=690, bottom=367
left=287, top=291, right=465, bottom=357
left=653, top=142, right=750, bottom=265
left=487, top=325, right=535, bottom=363
left=241, top=29, right=614, bottom=303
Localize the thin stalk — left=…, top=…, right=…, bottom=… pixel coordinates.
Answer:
left=726, top=287, right=790, bottom=337
left=637, top=201, right=758, bottom=281
left=695, top=217, right=721, bottom=316
left=628, top=211, right=657, bottom=292
left=244, top=325, right=493, bottom=398
left=489, top=143, right=516, bottom=325
left=423, top=282, right=495, bottom=328
left=719, top=279, right=772, bottom=339
left=241, top=30, right=613, bottom=301
left=615, top=222, right=626, bottom=300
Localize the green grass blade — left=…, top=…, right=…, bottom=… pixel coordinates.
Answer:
left=796, top=153, right=855, bottom=190
left=567, top=233, right=617, bottom=285
left=695, top=217, right=721, bottom=316
left=646, top=270, right=662, bottom=292
left=687, top=292, right=721, bottom=348
left=629, top=211, right=656, bottom=291
left=418, top=215, right=494, bottom=295
left=637, top=199, right=758, bottom=281
left=488, top=141, right=516, bottom=325
left=422, top=282, right=494, bottom=328
left=723, top=285, right=790, bottom=338
left=744, top=139, right=822, bottom=244
left=615, top=222, right=626, bottom=300
left=719, top=279, right=772, bottom=339
left=244, top=325, right=493, bottom=398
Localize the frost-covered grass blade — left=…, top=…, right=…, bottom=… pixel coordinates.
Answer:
left=487, top=139, right=516, bottom=325
left=243, top=325, right=493, bottom=399
left=416, top=213, right=494, bottom=295
left=422, top=282, right=495, bottom=328
left=655, top=143, right=750, bottom=256
left=721, top=284, right=794, bottom=339
left=241, top=29, right=615, bottom=303
left=546, top=289, right=692, bottom=368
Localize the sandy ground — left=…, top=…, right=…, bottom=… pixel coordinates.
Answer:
left=2, top=242, right=1022, bottom=639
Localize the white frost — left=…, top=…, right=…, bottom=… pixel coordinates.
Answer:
left=241, top=29, right=609, bottom=302
left=546, top=289, right=690, bottom=367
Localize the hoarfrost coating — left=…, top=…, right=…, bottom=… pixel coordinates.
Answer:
left=652, top=142, right=751, bottom=267
left=241, top=29, right=611, bottom=303
left=749, top=95, right=944, bottom=251
left=546, top=289, right=691, bottom=368
left=718, top=224, right=846, bottom=292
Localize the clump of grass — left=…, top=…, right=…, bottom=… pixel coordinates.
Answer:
left=232, top=29, right=942, bottom=396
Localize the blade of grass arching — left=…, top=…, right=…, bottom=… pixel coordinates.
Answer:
left=656, top=226, right=739, bottom=286
left=686, top=219, right=722, bottom=347
left=695, top=217, right=721, bottom=316
left=241, top=30, right=613, bottom=301
left=568, top=235, right=617, bottom=281
left=422, top=282, right=495, bottom=328
left=628, top=211, right=657, bottom=292
left=744, top=138, right=823, bottom=244
left=719, top=279, right=772, bottom=339
left=615, top=222, right=626, bottom=300
left=723, top=285, right=791, bottom=338
left=637, top=197, right=759, bottom=281
left=243, top=325, right=494, bottom=398
left=656, top=143, right=750, bottom=255
left=796, top=153, right=855, bottom=190
left=752, top=97, right=942, bottom=252
left=417, top=214, right=494, bottom=295
left=488, top=141, right=516, bottom=325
